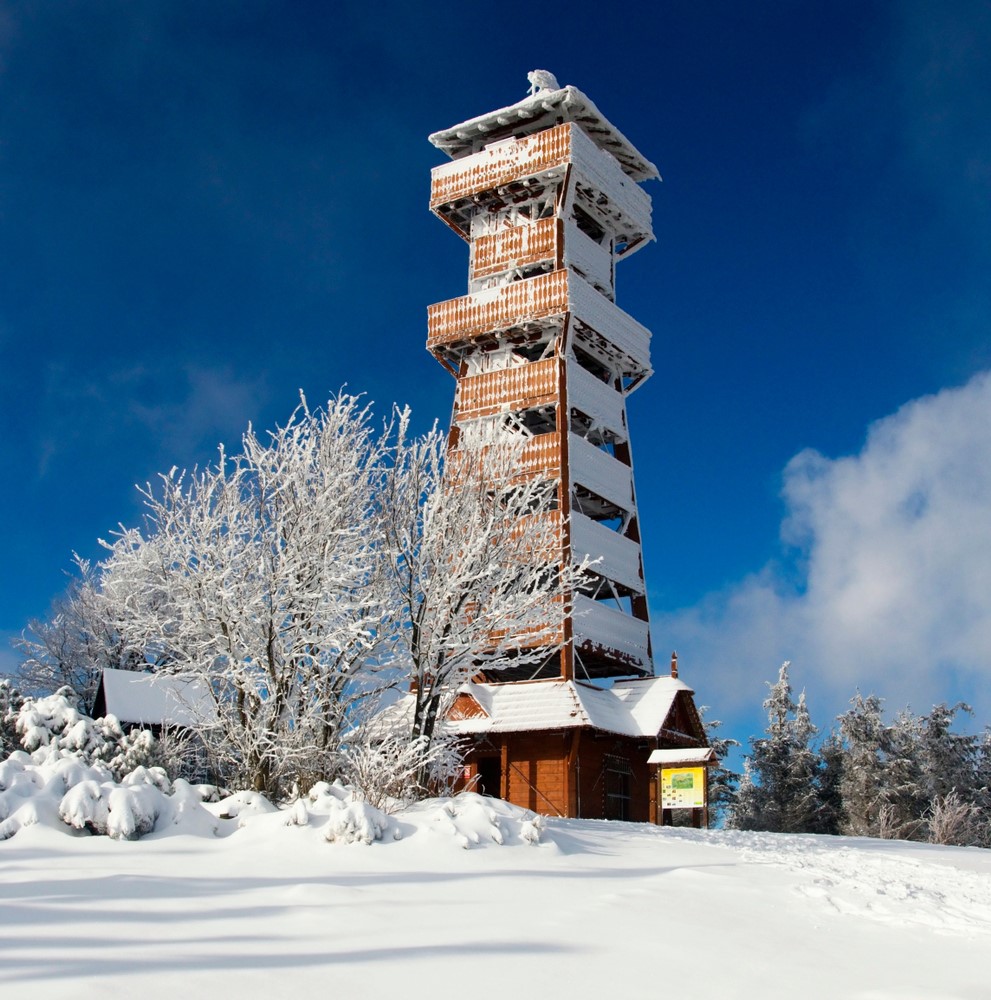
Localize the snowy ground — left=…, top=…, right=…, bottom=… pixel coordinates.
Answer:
left=2, top=793, right=990, bottom=999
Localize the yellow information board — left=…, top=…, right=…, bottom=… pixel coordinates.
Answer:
left=660, top=766, right=706, bottom=809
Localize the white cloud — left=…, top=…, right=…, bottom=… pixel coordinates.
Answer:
left=657, top=370, right=991, bottom=724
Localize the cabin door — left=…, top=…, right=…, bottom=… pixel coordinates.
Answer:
left=476, top=756, right=502, bottom=797
left=603, top=757, right=632, bottom=821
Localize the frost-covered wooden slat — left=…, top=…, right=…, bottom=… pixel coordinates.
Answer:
left=572, top=594, right=650, bottom=669
left=471, top=218, right=559, bottom=280
left=520, top=432, right=563, bottom=479
left=570, top=510, right=644, bottom=594
left=569, top=433, right=634, bottom=514
left=567, top=365, right=628, bottom=443
left=563, top=222, right=612, bottom=297
left=454, top=358, right=559, bottom=418
left=568, top=274, right=651, bottom=386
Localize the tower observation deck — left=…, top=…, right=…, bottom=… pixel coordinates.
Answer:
left=427, top=77, right=660, bottom=683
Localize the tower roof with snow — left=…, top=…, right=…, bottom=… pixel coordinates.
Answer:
left=428, top=84, right=660, bottom=183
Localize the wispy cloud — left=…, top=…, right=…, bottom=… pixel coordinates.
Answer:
left=658, top=370, right=991, bottom=722
left=36, top=362, right=268, bottom=480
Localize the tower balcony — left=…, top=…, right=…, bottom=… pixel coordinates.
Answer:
left=567, top=364, right=628, bottom=443
left=428, top=270, right=651, bottom=388
left=429, top=269, right=569, bottom=358
left=569, top=433, right=634, bottom=516
left=470, top=217, right=560, bottom=281
left=570, top=511, right=644, bottom=595
left=470, top=218, right=613, bottom=301
left=430, top=123, right=652, bottom=251
left=573, top=594, right=651, bottom=674
left=446, top=431, right=563, bottom=483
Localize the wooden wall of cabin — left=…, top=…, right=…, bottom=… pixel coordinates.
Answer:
left=459, top=730, right=654, bottom=823
left=572, top=731, right=652, bottom=823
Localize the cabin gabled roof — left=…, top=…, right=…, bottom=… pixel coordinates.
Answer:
left=376, top=675, right=698, bottom=742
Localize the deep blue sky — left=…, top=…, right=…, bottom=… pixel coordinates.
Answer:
left=2, top=1, right=989, bottom=743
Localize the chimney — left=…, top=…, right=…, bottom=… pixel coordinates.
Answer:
left=670, top=651, right=678, bottom=679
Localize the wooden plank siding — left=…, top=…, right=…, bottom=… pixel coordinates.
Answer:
left=504, top=733, right=570, bottom=816
left=445, top=432, right=563, bottom=482
left=453, top=357, right=560, bottom=419
left=430, top=124, right=572, bottom=211
left=470, top=218, right=559, bottom=280
left=459, top=730, right=655, bottom=822
left=427, top=270, right=568, bottom=351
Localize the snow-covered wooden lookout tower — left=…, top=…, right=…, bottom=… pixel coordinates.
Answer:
left=429, top=73, right=659, bottom=682
left=426, top=74, right=707, bottom=822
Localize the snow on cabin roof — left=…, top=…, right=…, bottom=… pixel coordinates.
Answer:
left=429, top=85, right=660, bottom=184
left=445, top=675, right=692, bottom=739
left=97, top=668, right=213, bottom=728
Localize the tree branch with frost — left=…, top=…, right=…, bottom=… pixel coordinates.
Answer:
left=383, top=413, right=590, bottom=761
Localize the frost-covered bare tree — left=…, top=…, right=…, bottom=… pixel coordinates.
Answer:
left=11, top=557, right=158, bottom=705
left=383, top=415, right=589, bottom=765
left=101, top=393, right=397, bottom=798
left=12, top=395, right=593, bottom=803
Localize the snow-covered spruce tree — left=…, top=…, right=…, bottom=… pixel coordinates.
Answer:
left=836, top=693, right=892, bottom=838
left=891, top=703, right=980, bottom=845
left=881, top=708, right=928, bottom=839
left=730, top=663, right=825, bottom=834
left=971, top=728, right=991, bottom=847
left=916, top=703, right=978, bottom=807
left=837, top=698, right=981, bottom=843
left=698, top=705, right=739, bottom=826
left=0, top=679, right=25, bottom=757
left=101, top=393, right=397, bottom=799
left=382, top=414, right=590, bottom=779
left=815, top=731, right=846, bottom=836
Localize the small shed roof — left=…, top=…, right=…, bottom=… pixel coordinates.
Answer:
left=95, top=669, right=214, bottom=729
left=429, top=85, right=660, bottom=183
left=647, top=748, right=717, bottom=766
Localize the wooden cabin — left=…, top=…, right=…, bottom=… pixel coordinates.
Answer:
left=451, top=671, right=706, bottom=822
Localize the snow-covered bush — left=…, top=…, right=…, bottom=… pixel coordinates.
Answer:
left=924, top=791, right=982, bottom=847
left=10, top=689, right=164, bottom=781
left=340, top=733, right=463, bottom=812
left=324, top=796, right=389, bottom=844
left=417, top=793, right=544, bottom=849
